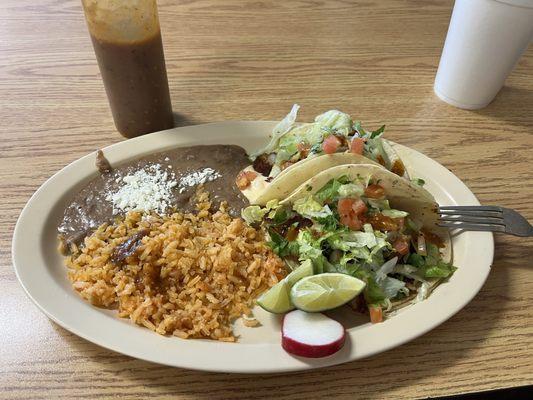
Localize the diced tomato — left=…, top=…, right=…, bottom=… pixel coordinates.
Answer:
left=340, top=213, right=363, bottom=230
left=297, top=142, right=310, bottom=158
left=338, top=198, right=355, bottom=215
left=338, top=198, right=367, bottom=216
left=350, top=137, right=366, bottom=155
left=235, top=170, right=258, bottom=190
left=338, top=198, right=366, bottom=230
left=393, top=237, right=410, bottom=255
left=322, top=135, right=341, bottom=154
left=369, top=305, right=383, bottom=323
left=351, top=199, right=367, bottom=215
left=364, top=184, right=385, bottom=199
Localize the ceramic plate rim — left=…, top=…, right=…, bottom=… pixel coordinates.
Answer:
left=12, top=121, right=494, bottom=373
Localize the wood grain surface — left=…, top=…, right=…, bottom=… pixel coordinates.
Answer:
left=1, top=0, right=532, bottom=398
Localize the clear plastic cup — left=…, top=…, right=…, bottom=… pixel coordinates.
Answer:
left=82, top=0, right=174, bottom=138
left=434, top=0, right=533, bottom=110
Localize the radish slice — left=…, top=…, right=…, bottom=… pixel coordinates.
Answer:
left=282, top=310, right=346, bottom=358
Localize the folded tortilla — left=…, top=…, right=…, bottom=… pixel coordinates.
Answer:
left=280, top=163, right=452, bottom=313
left=242, top=153, right=384, bottom=205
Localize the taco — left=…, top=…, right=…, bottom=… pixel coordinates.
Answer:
left=242, top=164, right=455, bottom=323
left=236, top=105, right=410, bottom=205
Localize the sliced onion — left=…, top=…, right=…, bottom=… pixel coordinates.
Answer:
left=417, top=233, right=427, bottom=256
left=375, top=256, right=398, bottom=282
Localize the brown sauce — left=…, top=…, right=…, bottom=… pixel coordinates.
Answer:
left=58, top=145, right=250, bottom=246
left=91, top=32, right=174, bottom=138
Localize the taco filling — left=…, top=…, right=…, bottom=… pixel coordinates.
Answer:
left=242, top=172, right=456, bottom=323
left=249, top=105, right=408, bottom=180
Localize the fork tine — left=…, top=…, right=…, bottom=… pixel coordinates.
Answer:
left=439, top=215, right=504, bottom=224
left=437, top=222, right=506, bottom=232
left=438, top=210, right=503, bottom=217
left=438, top=205, right=502, bottom=212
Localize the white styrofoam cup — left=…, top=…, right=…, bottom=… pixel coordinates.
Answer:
left=434, top=0, right=533, bottom=110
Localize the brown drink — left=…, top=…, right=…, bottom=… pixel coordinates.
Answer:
left=82, top=0, right=174, bottom=138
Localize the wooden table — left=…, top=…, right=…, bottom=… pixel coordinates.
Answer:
left=1, top=0, right=532, bottom=398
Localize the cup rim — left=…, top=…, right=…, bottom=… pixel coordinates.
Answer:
left=490, top=0, right=533, bottom=10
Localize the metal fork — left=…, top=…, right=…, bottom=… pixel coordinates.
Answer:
left=437, top=206, right=533, bottom=237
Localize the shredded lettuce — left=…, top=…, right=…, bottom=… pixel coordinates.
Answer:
left=380, top=276, right=408, bottom=299
left=242, top=199, right=284, bottom=224
left=267, top=228, right=299, bottom=257
left=407, top=253, right=425, bottom=268
left=253, top=108, right=354, bottom=165
left=326, top=226, right=390, bottom=268
left=366, top=198, right=390, bottom=211
left=375, top=257, right=398, bottom=282
left=425, top=242, right=441, bottom=265
left=265, top=199, right=280, bottom=214
left=296, top=230, right=323, bottom=261
left=241, top=205, right=268, bottom=224
left=358, top=125, right=392, bottom=168
left=265, top=199, right=293, bottom=225
left=315, top=214, right=339, bottom=231
left=405, top=217, right=422, bottom=233
left=354, top=121, right=366, bottom=136
left=381, top=209, right=409, bottom=218
left=314, top=178, right=344, bottom=203
left=411, top=178, right=426, bottom=187
left=340, top=231, right=378, bottom=248
left=314, top=110, right=353, bottom=136
left=373, top=257, right=407, bottom=299
left=250, top=104, right=300, bottom=159
left=313, top=176, right=358, bottom=204
left=406, top=246, right=456, bottom=279
left=369, top=125, right=386, bottom=139
left=370, top=234, right=390, bottom=256
left=394, top=264, right=425, bottom=282
left=421, top=262, right=456, bottom=278
left=362, top=275, right=387, bottom=306
left=270, top=207, right=291, bottom=225
left=338, top=183, right=364, bottom=198
left=363, top=223, right=374, bottom=233
left=274, top=146, right=298, bottom=165
left=293, top=197, right=332, bottom=219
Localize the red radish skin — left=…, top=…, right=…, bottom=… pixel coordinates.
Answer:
left=281, top=310, right=346, bottom=358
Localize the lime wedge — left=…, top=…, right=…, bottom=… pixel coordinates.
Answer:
left=256, top=279, right=293, bottom=314
left=257, top=260, right=315, bottom=314
left=290, top=273, right=366, bottom=312
left=286, top=259, right=314, bottom=286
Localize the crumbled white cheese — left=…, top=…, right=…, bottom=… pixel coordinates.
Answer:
left=106, top=164, right=177, bottom=214
left=178, top=168, right=221, bottom=193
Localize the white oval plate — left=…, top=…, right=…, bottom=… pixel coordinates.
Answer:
left=12, top=122, right=494, bottom=373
